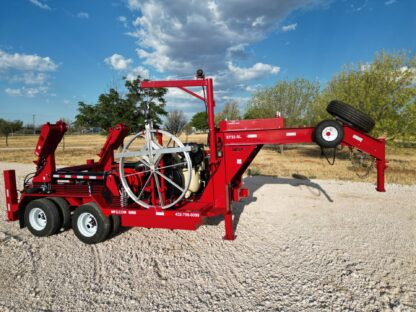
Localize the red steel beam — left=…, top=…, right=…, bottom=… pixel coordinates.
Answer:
left=3, top=170, right=19, bottom=221
left=140, top=79, right=207, bottom=88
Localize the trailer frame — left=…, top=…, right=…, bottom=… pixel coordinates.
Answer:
left=3, top=77, right=387, bottom=241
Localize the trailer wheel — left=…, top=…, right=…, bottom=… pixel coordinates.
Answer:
left=47, top=197, right=71, bottom=230
left=72, top=203, right=110, bottom=244
left=314, top=120, right=344, bottom=148
left=327, top=100, right=375, bottom=133
left=109, top=215, right=121, bottom=236
left=24, top=199, right=62, bottom=237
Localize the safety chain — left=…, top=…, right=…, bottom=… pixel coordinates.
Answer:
left=349, top=148, right=376, bottom=178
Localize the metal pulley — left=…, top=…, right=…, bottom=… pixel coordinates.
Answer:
left=116, top=123, right=193, bottom=209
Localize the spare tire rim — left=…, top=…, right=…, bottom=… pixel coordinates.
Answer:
left=77, top=213, right=98, bottom=237
left=322, top=126, right=338, bottom=142
left=29, top=207, right=47, bottom=231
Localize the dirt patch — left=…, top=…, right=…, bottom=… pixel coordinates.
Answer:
left=1, top=162, right=416, bottom=311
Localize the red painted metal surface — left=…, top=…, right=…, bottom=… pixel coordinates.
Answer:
left=3, top=76, right=388, bottom=241
left=97, top=123, right=129, bottom=171
left=219, top=117, right=284, bottom=132
left=3, top=170, right=19, bottom=221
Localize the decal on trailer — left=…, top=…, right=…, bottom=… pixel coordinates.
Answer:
left=247, top=134, right=257, bottom=138
left=175, top=212, right=200, bottom=218
left=156, top=211, right=165, bottom=216
left=236, top=159, right=242, bottom=165
left=225, top=134, right=242, bottom=140
left=286, top=132, right=296, bottom=137
left=111, top=209, right=134, bottom=215
left=352, top=134, right=363, bottom=142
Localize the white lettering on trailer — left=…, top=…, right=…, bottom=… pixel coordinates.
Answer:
left=247, top=134, right=257, bottom=138
left=128, top=211, right=137, bottom=215
left=89, top=176, right=97, bottom=180
left=236, top=159, right=242, bottom=165
left=175, top=212, right=200, bottom=217
left=7, top=203, right=10, bottom=211
left=77, top=175, right=83, bottom=179
left=352, top=134, right=363, bottom=142
left=6, top=189, right=9, bottom=197
left=65, top=175, right=71, bottom=179
left=156, top=211, right=164, bottom=216
left=225, top=134, right=242, bottom=140
left=286, top=132, right=296, bottom=137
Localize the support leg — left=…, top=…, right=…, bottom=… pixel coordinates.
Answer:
left=376, top=159, right=386, bottom=192
left=223, top=212, right=235, bottom=240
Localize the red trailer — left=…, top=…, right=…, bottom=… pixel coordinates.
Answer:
left=3, top=71, right=387, bottom=244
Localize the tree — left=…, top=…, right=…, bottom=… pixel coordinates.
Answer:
left=215, top=100, right=241, bottom=124
left=311, top=51, right=416, bottom=139
left=183, top=123, right=193, bottom=142
left=74, top=76, right=167, bottom=133
left=244, top=78, right=320, bottom=126
left=164, top=110, right=188, bottom=135
left=0, top=119, right=23, bottom=146
left=190, top=111, right=208, bottom=131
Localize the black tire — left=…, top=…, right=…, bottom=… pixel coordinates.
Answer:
left=327, top=100, right=375, bottom=133
left=72, top=203, right=110, bottom=244
left=314, top=120, right=344, bottom=148
left=109, top=215, right=121, bottom=237
left=24, top=199, right=62, bottom=237
left=46, top=197, right=71, bottom=230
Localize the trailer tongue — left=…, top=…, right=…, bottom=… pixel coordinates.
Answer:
left=3, top=71, right=387, bottom=244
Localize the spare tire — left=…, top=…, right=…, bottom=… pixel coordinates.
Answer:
left=327, top=100, right=375, bottom=133
left=314, top=120, right=344, bottom=148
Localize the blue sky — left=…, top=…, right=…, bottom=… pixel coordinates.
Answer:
left=0, top=0, right=415, bottom=125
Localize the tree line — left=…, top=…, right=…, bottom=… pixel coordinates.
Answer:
left=1, top=51, right=415, bottom=146
left=190, top=51, right=416, bottom=140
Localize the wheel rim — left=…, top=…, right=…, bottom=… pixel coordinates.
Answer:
left=322, top=126, right=338, bottom=142
left=29, top=207, right=47, bottom=231
left=77, top=213, right=98, bottom=237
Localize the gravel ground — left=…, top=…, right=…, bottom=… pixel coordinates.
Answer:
left=0, top=162, right=415, bottom=312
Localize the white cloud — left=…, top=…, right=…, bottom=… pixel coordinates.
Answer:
left=0, top=49, right=57, bottom=97
left=227, top=62, right=280, bottom=81
left=10, top=72, right=49, bottom=85
left=118, top=16, right=128, bottom=27
left=226, top=44, right=248, bottom=60
left=77, top=12, right=89, bottom=19
left=127, top=0, right=140, bottom=11
left=385, top=0, right=396, bottom=5
left=252, top=16, right=265, bottom=27
left=350, top=0, right=369, bottom=12
left=0, top=49, right=58, bottom=71
left=128, top=0, right=326, bottom=76
left=360, top=63, right=371, bottom=71
left=4, top=86, right=48, bottom=97
left=126, top=66, right=150, bottom=81
left=245, top=84, right=262, bottom=92
left=104, top=54, right=133, bottom=70
left=281, top=23, right=297, bottom=32
left=5, top=88, right=22, bottom=96
left=29, top=0, right=51, bottom=10
left=122, top=0, right=327, bottom=117
left=26, top=86, right=48, bottom=97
